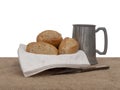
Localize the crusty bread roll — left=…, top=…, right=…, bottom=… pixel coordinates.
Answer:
left=26, top=42, right=58, bottom=55
left=58, top=37, right=79, bottom=54
left=36, top=30, right=63, bottom=48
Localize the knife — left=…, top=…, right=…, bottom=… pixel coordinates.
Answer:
left=52, top=65, right=109, bottom=75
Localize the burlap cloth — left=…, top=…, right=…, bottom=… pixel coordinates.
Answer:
left=0, top=58, right=120, bottom=90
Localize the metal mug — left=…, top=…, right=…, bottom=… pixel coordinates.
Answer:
left=72, top=24, right=108, bottom=65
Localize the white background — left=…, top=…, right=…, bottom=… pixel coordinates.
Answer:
left=0, top=0, right=120, bottom=57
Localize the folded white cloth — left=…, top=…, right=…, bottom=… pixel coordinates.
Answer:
left=18, top=44, right=90, bottom=77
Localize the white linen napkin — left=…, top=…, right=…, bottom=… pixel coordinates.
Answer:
left=18, top=44, right=90, bottom=77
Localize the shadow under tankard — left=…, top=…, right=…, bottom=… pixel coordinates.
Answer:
left=72, top=24, right=108, bottom=65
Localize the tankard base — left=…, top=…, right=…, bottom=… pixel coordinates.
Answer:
left=88, top=58, right=98, bottom=65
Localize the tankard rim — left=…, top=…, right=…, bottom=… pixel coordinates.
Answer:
left=73, top=24, right=96, bottom=27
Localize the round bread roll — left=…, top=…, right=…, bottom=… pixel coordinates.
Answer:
left=36, top=30, right=63, bottom=48
left=26, top=42, right=58, bottom=55
left=58, top=37, right=79, bottom=54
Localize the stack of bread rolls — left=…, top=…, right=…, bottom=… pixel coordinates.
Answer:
left=26, top=30, right=79, bottom=55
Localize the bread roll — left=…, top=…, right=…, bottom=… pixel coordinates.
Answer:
left=58, top=37, right=79, bottom=54
left=26, top=42, right=58, bottom=55
left=36, top=30, right=63, bottom=48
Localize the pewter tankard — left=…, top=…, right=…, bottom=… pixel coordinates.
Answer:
left=72, top=24, right=108, bottom=65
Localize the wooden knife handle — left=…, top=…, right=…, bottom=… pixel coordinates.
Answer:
left=80, top=65, right=110, bottom=72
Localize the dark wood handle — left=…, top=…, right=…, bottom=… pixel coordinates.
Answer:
left=80, top=65, right=109, bottom=72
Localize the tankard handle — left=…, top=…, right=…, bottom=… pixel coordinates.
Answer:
left=95, top=27, right=108, bottom=55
